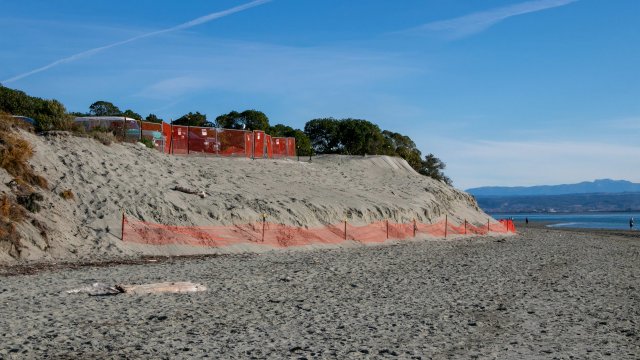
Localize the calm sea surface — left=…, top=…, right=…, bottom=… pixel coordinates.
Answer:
left=489, top=212, right=640, bottom=230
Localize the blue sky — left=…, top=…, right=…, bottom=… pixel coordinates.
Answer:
left=1, top=0, right=638, bottom=189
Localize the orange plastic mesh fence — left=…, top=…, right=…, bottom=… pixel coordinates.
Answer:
left=122, top=216, right=516, bottom=248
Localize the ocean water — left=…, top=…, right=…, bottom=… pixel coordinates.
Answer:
left=489, top=212, right=640, bottom=230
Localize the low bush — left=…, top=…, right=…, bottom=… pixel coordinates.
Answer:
left=17, top=192, right=44, bottom=213
left=140, top=138, right=155, bottom=149
left=60, top=189, right=74, bottom=200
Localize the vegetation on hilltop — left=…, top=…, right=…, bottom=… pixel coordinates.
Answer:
left=0, top=85, right=451, bottom=184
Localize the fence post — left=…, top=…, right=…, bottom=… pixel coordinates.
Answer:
left=121, top=210, right=125, bottom=241
left=413, top=218, right=416, bottom=237
left=187, top=126, right=190, bottom=154
left=465, top=219, right=467, bottom=235
left=344, top=219, right=347, bottom=241
left=261, top=214, right=267, bottom=242
left=386, top=219, right=389, bottom=239
left=487, top=219, right=490, bottom=233
left=445, top=215, right=448, bottom=238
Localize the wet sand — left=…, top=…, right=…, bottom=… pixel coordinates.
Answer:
left=1, top=227, right=639, bottom=359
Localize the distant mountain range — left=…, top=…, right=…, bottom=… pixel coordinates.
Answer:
left=466, top=179, right=640, bottom=213
left=467, top=179, right=640, bottom=197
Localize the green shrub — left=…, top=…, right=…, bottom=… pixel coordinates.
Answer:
left=140, top=138, right=155, bottom=149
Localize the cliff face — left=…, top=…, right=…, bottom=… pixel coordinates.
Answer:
left=1, top=131, right=490, bottom=263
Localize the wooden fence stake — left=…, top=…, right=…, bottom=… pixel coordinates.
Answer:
left=344, top=219, right=347, bottom=240
left=445, top=215, right=448, bottom=238
left=121, top=210, right=125, bottom=241
left=386, top=219, right=389, bottom=239
left=413, top=218, right=416, bottom=237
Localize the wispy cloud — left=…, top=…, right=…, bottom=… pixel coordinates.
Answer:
left=2, top=0, right=271, bottom=84
left=409, top=0, right=577, bottom=39
left=134, top=39, right=416, bottom=101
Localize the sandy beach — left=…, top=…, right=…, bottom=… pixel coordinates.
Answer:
left=1, top=226, right=638, bottom=359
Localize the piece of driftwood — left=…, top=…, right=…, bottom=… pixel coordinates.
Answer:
left=116, top=282, right=207, bottom=294
left=66, top=282, right=122, bottom=296
left=66, top=281, right=206, bottom=296
left=171, top=186, right=207, bottom=198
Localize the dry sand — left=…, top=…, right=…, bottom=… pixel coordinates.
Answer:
left=2, top=130, right=489, bottom=263
left=1, top=226, right=638, bottom=359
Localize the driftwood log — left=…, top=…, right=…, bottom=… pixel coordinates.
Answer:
left=66, top=282, right=206, bottom=296
left=116, top=282, right=207, bottom=295
left=171, top=186, right=207, bottom=198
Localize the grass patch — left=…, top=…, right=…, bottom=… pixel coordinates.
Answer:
left=90, top=130, right=115, bottom=145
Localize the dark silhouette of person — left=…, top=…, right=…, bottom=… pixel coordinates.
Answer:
left=525, top=217, right=529, bottom=226
left=631, top=217, right=634, bottom=230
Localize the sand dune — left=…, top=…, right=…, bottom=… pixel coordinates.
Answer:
left=2, top=131, right=491, bottom=263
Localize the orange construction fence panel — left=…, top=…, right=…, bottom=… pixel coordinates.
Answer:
left=217, top=128, right=249, bottom=157
left=162, top=122, right=172, bottom=153
left=272, top=137, right=288, bottom=158
left=170, top=125, right=189, bottom=154
left=265, top=134, right=273, bottom=158
left=245, top=132, right=253, bottom=158
left=287, top=137, right=296, bottom=157
left=253, top=130, right=265, bottom=158
left=188, top=126, right=218, bottom=155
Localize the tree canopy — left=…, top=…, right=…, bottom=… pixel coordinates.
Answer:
left=145, top=114, right=163, bottom=123
left=172, top=112, right=211, bottom=127
left=215, top=110, right=270, bottom=131
left=89, top=101, right=121, bottom=117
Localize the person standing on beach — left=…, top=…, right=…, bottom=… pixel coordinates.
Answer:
left=525, top=217, right=529, bottom=226
left=631, top=217, right=634, bottom=230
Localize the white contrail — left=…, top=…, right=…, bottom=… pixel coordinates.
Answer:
left=414, top=0, right=577, bottom=39
left=2, top=0, right=271, bottom=84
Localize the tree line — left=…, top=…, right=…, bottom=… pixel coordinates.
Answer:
left=0, top=86, right=451, bottom=184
